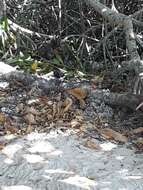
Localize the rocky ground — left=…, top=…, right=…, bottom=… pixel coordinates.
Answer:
left=0, top=130, right=143, bottom=190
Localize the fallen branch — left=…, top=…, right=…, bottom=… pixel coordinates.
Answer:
left=8, top=19, right=56, bottom=39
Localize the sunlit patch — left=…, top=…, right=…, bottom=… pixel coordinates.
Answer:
left=130, top=32, right=135, bottom=39
left=47, top=150, right=62, bottom=156
left=100, top=142, right=117, bottom=151
left=26, top=132, right=46, bottom=141
left=116, top=156, right=124, bottom=160
left=60, top=175, right=97, bottom=190
left=137, top=34, right=143, bottom=39
left=0, top=82, right=9, bottom=88
left=1, top=185, right=32, bottom=190
left=28, top=141, right=55, bottom=153
left=42, top=175, right=52, bottom=180
left=4, top=134, right=16, bottom=140
left=0, top=61, right=16, bottom=74
left=101, top=181, right=111, bottom=185
left=27, top=99, right=39, bottom=105
left=46, top=130, right=59, bottom=138
left=139, top=71, right=143, bottom=77
left=118, top=169, right=128, bottom=175
left=2, top=144, right=22, bottom=158
left=124, top=175, right=143, bottom=180
left=4, top=158, right=14, bottom=164
left=45, top=169, right=74, bottom=175
left=23, top=154, right=44, bottom=163
left=102, top=8, right=107, bottom=13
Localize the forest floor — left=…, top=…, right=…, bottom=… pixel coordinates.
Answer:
left=0, top=62, right=143, bottom=190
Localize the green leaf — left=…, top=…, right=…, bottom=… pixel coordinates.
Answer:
left=52, top=58, right=60, bottom=66
left=55, top=53, right=63, bottom=65
left=2, top=17, right=8, bottom=32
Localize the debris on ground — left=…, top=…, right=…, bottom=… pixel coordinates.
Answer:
left=0, top=69, right=142, bottom=153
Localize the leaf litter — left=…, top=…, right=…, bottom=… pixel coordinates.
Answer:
left=0, top=72, right=142, bottom=152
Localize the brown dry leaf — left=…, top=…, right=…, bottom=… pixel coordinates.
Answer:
left=66, top=87, right=87, bottom=100
left=0, top=112, right=6, bottom=124
left=24, top=113, right=36, bottom=124
left=56, top=120, right=72, bottom=128
left=52, top=102, right=57, bottom=118
left=79, top=99, right=86, bottom=108
left=5, top=126, right=18, bottom=134
left=131, top=127, right=143, bottom=135
left=75, top=114, right=84, bottom=122
left=24, top=106, right=39, bottom=115
left=26, top=124, right=33, bottom=133
left=63, top=97, right=73, bottom=113
left=16, top=103, right=24, bottom=113
left=46, top=113, right=53, bottom=120
left=84, top=139, right=101, bottom=150
left=56, top=101, right=63, bottom=117
left=71, top=119, right=81, bottom=128
left=100, top=128, right=128, bottom=143
left=0, top=142, right=5, bottom=150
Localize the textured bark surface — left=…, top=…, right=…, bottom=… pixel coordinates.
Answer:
left=103, top=92, right=143, bottom=111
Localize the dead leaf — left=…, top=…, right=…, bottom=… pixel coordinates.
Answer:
left=56, top=101, right=63, bottom=117
left=71, top=119, right=81, bottom=128
left=79, top=99, right=86, bottom=108
left=5, top=126, right=18, bottom=134
left=66, top=87, right=87, bottom=100
left=131, top=127, right=143, bottom=135
left=46, top=113, right=53, bottom=120
left=84, top=139, right=101, bottom=150
left=63, top=97, right=73, bottom=113
left=24, top=107, right=39, bottom=115
left=0, top=112, right=6, bottom=124
left=0, top=142, right=5, bottom=150
left=24, top=113, right=36, bottom=124
left=100, top=128, right=128, bottom=143
left=16, top=103, right=24, bottom=113
left=26, top=124, right=33, bottom=133
left=52, top=102, right=57, bottom=118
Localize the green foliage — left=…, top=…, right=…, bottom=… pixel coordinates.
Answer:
left=0, top=16, right=16, bottom=56
left=6, top=53, right=40, bottom=72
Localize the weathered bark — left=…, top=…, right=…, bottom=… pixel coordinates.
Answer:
left=103, top=92, right=143, bottom=111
